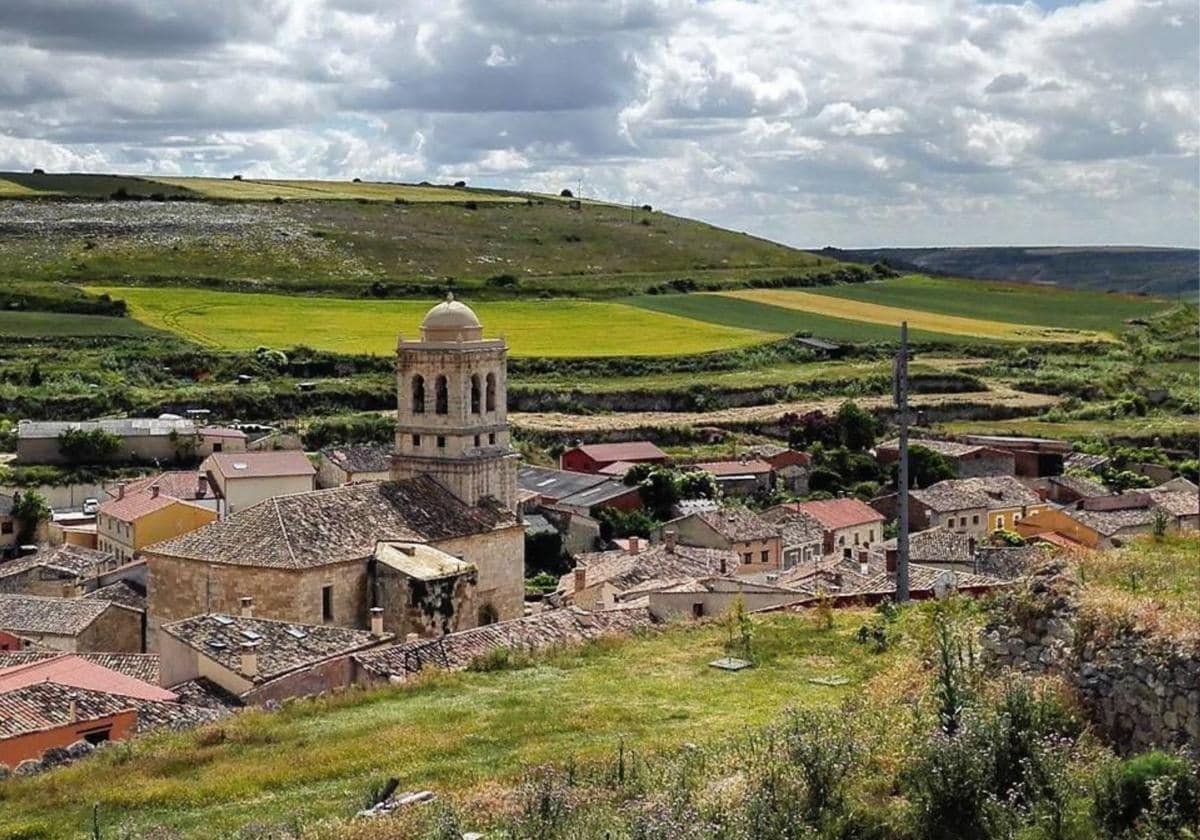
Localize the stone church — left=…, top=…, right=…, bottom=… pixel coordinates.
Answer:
left=143, top=297, right=525, bottom=647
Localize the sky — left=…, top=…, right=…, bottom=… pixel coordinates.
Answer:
left=0, top=0, right=1197, bottom=249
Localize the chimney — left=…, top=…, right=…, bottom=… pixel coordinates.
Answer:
left=239, top=596, right=254, bottom=618
left=664, top=529, right=677, bottom=554
left=405, top=632, right=420, bottom=643
left=240, top=641, right=258, bottom=678
left=627, top=536, right=640, bottom=555
left=116, top=483, right=126, bottom=500
left=197, top=473, right=208, bottom=497
left=150, top=484, right=160, bottom=498
left=885, top=548, right=898, bottom=573
left=858, top=547, right=869, bottom=576
left=370, top=606, right=384, bottom=638
left=68, top=693, right=78, bottom=723
left=574, top=564, right=587, bottom=594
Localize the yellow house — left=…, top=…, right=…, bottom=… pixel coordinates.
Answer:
left=1015, top=508, right=1103, bottom=549
left=97, top=485, right=217, bottom=563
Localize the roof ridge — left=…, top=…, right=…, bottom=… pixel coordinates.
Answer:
left=272, top=497, right=300, bottom=567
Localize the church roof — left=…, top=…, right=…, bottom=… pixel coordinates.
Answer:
left=420, top=294, right=484, bottom=341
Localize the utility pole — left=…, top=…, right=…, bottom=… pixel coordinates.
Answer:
left=895, top=321, right=911, bottom=603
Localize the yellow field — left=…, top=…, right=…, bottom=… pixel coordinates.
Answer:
left=89, top=286, right=773, bottom=357
left=152, top=177, right=526, bottom=203
left=0, top=178, right=50, bottom=197
left=721, top=289, right=1112, bottom=342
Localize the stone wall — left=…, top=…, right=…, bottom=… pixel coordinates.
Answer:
left=982, top=561, right=1199, bottom=755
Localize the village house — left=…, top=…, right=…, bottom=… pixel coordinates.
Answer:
left=764, top=556, right=1008, bottom=609
left=743, top=444, right=812, bottom=493
left=316, top=444, right=392, bottom=488
left=107, top=471, right=223, bottom=515
left=0, top=594, right=143, bottom=653
left=1029, top=474, right=1111, bottom=506
left=691, top=459, right=773, bottom=496
left=759, top=507, right=825, bottom=570
left=202, top=451, right=317, bottom=515
left=773, top=498, right=885, bottom=558
left=559, top=441, right=668, bottom=475
left=159, top=607, right=389, bottom=705
left=557, top=536, right=739, bottom=610
left=655, top=507, right=782, bottom=572
left=0, top=493, right=16, bottom=555
left=906, top=475, right=1047, bottom=536
left=0, top=545, right=111, bottom=597
left=143, top=298, right=527, bottom=650
left=97, top=485, right=217, bottom=564
left=875, top=437, right=1015, bottom=478
left=954, top=435, right=1071, bottom=478
left=0, top=654, right=222, bottom=768
left=1017, top=489, right=1197, bottom=549
left=15, top=417, right=243, bottom=466
left=620, top=576, right=803, bottom=621
left=196, top=426, right=247, bottom=456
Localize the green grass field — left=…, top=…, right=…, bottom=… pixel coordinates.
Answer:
left=812, top=274, right=1170, bottom=331
left=89, top=286, right=773, bottom=357
left=150, top=177, right=528, bottom=203
left=936, top=415, right=1200, bottom=444
left=0, top=613, right=905, bottom=838
left=0, top=172, right=193, bottom=199
left=0, top=310, right=164, bottom=338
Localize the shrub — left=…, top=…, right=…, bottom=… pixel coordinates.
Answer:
left=11, top=490, right=50, bottom=542
left=1094, top=751, right=1200, bottom=837
left=453, top=180, right=466, bottom=188
left=57, top=428, right=122, bottom=464
left=560, top=188, right=573, bottom=197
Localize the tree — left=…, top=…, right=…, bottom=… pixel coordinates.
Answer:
left=638, top=468, right=680, bottom=520
left=834, top=401, right=877, bottom=451
left=594, top=507, right=656, bottom=541
left=901, top=445, right=958, bottom=489
left=524, top=530, right=570, bottom=577
left=11, top=490, right=49, bottom=543
left=676, top=469, right=719, bottom=501
left=57, top=428, right=121, bottom=464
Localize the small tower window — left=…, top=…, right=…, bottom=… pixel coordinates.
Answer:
left=485, top=372, right=496, bottom=412
left=411, top=375, right=425, bottom=414
left=435, top=375, right=448, bottom=415
left=488, top=432, right=496, bottom=445
left=412, top=434, right=421, bottom=447
left=470, top=374, right=481, bottom=414
left=437, top=435, right=446, bottom=448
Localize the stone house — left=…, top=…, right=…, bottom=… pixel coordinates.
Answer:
left=0, top=594, right=143, bottom=653
left=142, top=477, right=524, bottom=649
left=777, top=498, right=885, bottom=558
left=954, top=435, right=1070, bottom=478
left=0, top=545, right=112, bottom=597
left=202, top=451, right=316, bottom=515
left=655, top=507, right=782, bottom=573
left=909, top=476, right=1047, bottom=536
left=1018, top=490, right=1196, bottom=549
left=759, top=508, right=825, bottom=570
left=373, top=542, right=479, bottom=638
left=558, top=537, right=739, bottom=610
left=745, top=445, right=811, bottom=494
left=875, top=437, right=1015, bottom=478
left=691, top=459, right=773, bottom=497
left=158, top=608, right=389, bottom=705
left=316, top=444, right=393, bottom=488
left=627, top=576, right=803, bottom=620
left=107, top=471, right=223, bottom=516
left=196, top=426, right=247, bottom=456
left=97, top=486, right=217, bottom=565
left=1029, top=474, right=1110, bottom=506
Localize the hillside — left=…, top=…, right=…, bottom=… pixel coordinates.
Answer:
left=820, top=246, right=1199, bottom=297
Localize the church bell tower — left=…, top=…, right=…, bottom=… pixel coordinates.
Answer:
left=391, top=294, right=518, bottom=510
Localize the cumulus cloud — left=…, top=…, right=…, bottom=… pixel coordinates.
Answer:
left=0, top=0, right=1195, bottom=247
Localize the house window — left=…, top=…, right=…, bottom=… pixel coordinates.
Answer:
left=321, top=585, right=334, bottom=622
left=869, top=529, right=875, bottom=542
left=411, top=375, right=426, bottom=414
left=470, top=374, right=481, bottom=414
left=434, top=375, right=449, bottom=415
left=81, top=727, right=113, bottom=746
left=838, top=536, right=845, bottom=546
left=760, top=550, right=769, bottom=564
left=972, top=515, right=979, bottom=525
left=437, top=436, right=446, bottom=449
left=213, top=442, right=223, bottom=453
left=1014, top=513, right=1022, bottom=522
left=412, top=434, right=421, bottom=447
left=853, top=533, right=859, bottom=545
left=0, top=521, right=11, bottom=535
left=485, top=372, right=496, bottom=412
left=488, top=432, right=496, bottom=445
left=474, top=435, right=481, bottom=447
left=692, top=603, right=704, bottom=618
left=742, top=552, right=752, bottom=564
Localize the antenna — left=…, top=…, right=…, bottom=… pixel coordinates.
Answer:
left=895, top=321, right=911, bottom=603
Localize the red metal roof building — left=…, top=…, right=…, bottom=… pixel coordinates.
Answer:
left=560, top=441, right=668, bottom=474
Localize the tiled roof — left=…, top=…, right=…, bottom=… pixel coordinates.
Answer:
left=597, top=461, right=637, bottom=477
left=912, top=476, right=1041, bottom=513
left=146, top=477, right=519, bottom=570
left=1148, top=489, right=1200, bottom=518
left=354, top=606, right=653, bottom=677
left=775, top=561, right=1006, bottom=604
left=693, top=507, right=779, bottom=542
left=321, top=444, right=392, bottom=475
left=787, top=498, right=885, bottom=530
left=573, top=441, right=666, bottom=463
left=878, top=437, right=995, bottom=458
left=0, top=594, right=120, bottom=636
left=559, top=544, right=739, bottom=597
left=206, top=450, right=315, bottom=479
left=1048, top=474, right=1109, bottom=499
left=167, top=677, right=244, bottom=710
left=0, top=544, right=111, bottom=582
left=879, top=527, right=974, bottom=564
left=0, top=652, right=159, bottom=684
left=82, top=581, right=147, bottom=612
left=161, top=613, right=385, bottom=684
left=0, top=681, right=227, bottom=739
left=693, top=459, right=773, bottom=477
left=0, top=654, right=174, bottom=701
left=760, top=509, right=825, bottom=548
left=1072, top=506, right=1157, bottom=536
left=109, top=471, right=218, bottom=504
left=98, top=492, right=180, bottom=523
left=744, top=443, right=789, bottom=460
left=1064, top=452, right=1109, bottom=473
left=199, top=426, right=246, bottom=439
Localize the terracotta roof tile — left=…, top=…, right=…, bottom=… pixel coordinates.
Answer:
left=693, top=459, right=773, bottom=477
left=693, top=507, right=779, bottom=541
left=108, top=472, right=218, bottom=504
left=0, top=652, right=158, bottom=684
left=321, top=444, right=392, bottom=475
left=559, top=544, right=739, bottom=596
left=911, top=476, right=1041, bottom=513
left=787, top=498, right=885, bottom=530
left=206, top=450, right=315, bottom=479
left=573, top=441, right=666, bottom=463
left=0, top=654, right=174, bottom=701
left=98, top=492, right=183, bottom=523
left=82, top=581, right=146, bottom=612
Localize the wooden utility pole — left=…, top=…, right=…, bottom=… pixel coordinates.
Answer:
left=895, top=321, right=911, bottom=603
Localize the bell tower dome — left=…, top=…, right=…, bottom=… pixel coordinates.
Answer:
left=391, top=294, right=518, bottom=510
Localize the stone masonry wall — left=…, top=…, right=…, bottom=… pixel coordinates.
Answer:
left=982, top=561, right=1199, bottom=756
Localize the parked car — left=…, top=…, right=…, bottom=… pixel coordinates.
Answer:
left=82, top=498, right=99, bottom=516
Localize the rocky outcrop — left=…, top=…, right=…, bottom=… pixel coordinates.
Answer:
left=983, top=560, right=1198, bottom=755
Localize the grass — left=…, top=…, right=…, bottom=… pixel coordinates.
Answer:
left=89, top=286, right=774, bottom=357
left=0, top=612, right=906, bottom=838
left=809, top=274, right=1168, bottom=332
left=1077, top=533, right=1200, bottom=635
left=936, top=415, right=1200, bottom=444
left=149, top=177, right=527, bottom=203
left=0, top=172, right=192, bottom=199
left=723, top=288, right=1114, bottom=342
left=0, top=310, right=164, bottom=338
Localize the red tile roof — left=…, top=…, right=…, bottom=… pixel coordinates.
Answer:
left=0, top=654, right=176, bottom=702
left=694, top=459, right=773, bottom=477
left=99, top=492, right=196, bottom=523
left=108, top=471, right=217, bottom=503
left=789, top=498, right=885, bottom=530
left=574, top=442, right=667, bottom=463
left=206, top=451, right=316, bottom=479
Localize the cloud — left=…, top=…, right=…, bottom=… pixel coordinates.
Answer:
left=0, top=0, right=1196, bottom=247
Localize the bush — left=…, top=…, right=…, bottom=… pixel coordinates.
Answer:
left=1094, top=751, right=1200, bottom=837
left=560, top=188, right=573, bottom=197
left=57, top=428, right=122, bottom=464
left=11, top=490, right=50, bottom=542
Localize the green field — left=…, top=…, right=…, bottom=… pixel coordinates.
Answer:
left=0, top=310, right=163, bottom=338
left=89, top=286, right=773, bottom=357
left=936, top=415, right=1200, bottom=445
left=0, top=172, right=192, bottom=199
left=150, top=177, right=528, bottom=203
left=0, top=612, right=904, bottom=838
left=808, top=275, right=1167, bottom=331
